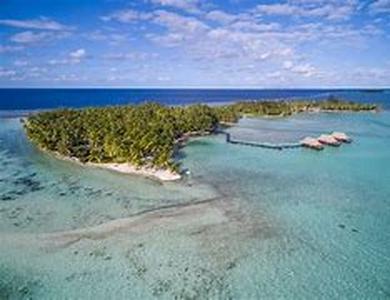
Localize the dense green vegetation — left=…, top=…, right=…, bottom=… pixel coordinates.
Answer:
left=24, top=103, right=217, bottom=170
left=24, top=99, right=376, bottom=171
left=216, top=99, right=377, bottom=121
left=316, top=99, right=377, bottom=111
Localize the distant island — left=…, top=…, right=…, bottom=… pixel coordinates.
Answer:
left=24, top=99, right=376, bottom=181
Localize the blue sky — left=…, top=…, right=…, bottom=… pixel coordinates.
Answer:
left=0, top=0, right=389, bottom=87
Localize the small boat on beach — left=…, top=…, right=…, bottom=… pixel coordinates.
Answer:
left=300, top=137, right=324, bottom=150
left=331, top=132, right=352, bottom=143
left=318, top=134, right=342, bottom=146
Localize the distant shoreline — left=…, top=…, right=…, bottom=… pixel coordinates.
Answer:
left=1, top=87, right=386, bottom=111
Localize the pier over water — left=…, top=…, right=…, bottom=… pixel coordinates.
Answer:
left=216, top=131, right=302, bottom=150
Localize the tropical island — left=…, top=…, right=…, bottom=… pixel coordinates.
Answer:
left=23, top=99, right=376, bottom=181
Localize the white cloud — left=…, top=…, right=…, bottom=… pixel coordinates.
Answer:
left=10, top=31, right=51, bottom=44
left=266, top=71, right=283, bottom=78
left=153, top=10, right=209, bottom=33
left=0, top=45, right=24, bottom=53
left=283, top=61, right=294, bottom=69
left=103, top=52, right=158, bottom=60
left=48, top=49, right=87, bottom=65
left=157, top=75, right=171, bottom=82
left=9, top=30, right=69, bottom=44
left=352, top=67, right=390, bottom=80
left=370, top=0, right=390, bottom=14
left=256, top=4, right=297, bottom=15
left=14, top=60, right=29, bottom=67
left=101, top=9, right=151, bottom=23
left=27, top=67, right=48, bottom=78
left=255, top=1, right=356, bottom=20
left=206, top=10, right=238, bottom=24
left=150, top=0, right=201, bottom=12
left=86, top=30, right=129, bottom=45
left=0, top=66, right=47, bottom=81
left=146, top=9, right=296, bottom=63
left=101, top=1, right=203, bottom=24
left=229, top=20, right=280, bottom=32
left=69, top=48, right=86, bottom=59
left=48, top=59, right=70, bottom=65
left=148, top=10, right=209, bottom=46
left=291, top=64, right=316, bottom=77
left=100, top=4, right=384, bottom=85
left=283, top=60, right=317, bottom=77
left=52, top=73, right=88, bottom=82
left=0, top=68, right=17, bottom=78
left=0, top=17, right=72, bottom=31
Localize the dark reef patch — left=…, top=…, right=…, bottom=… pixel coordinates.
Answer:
left=0, top=174, right=45, bottom=201
left=1, top=195, right=15, bottom=201
left=0, top=267, right=43, bottom=300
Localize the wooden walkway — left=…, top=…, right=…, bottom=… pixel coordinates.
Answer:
left=216, top=131, right=302, bottom=150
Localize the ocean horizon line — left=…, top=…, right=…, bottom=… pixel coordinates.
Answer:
left=0, top=86, right=389, bottom=90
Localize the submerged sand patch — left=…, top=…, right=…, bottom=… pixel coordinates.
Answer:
left=1, top=191, right=274, bottom=254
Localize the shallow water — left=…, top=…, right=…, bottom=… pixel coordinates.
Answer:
left=0, top=112, right=389, bottom=299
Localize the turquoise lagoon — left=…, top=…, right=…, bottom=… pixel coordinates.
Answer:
left=0, top=111, right=389, bottom=299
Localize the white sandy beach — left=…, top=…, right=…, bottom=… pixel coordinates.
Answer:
left=48, top=151, right=181, bottom=181
left=88, top=162, right=181, bottom=181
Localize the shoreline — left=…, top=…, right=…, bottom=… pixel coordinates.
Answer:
left=47, top=150, right=181, bottom=182
left=88, top=162, right=181, bottom=181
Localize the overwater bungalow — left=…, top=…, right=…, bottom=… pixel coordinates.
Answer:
left=300, top=137, right=324, bottom=150
left=318, top=134, right=342, bottom=146
left=331, top=132, right=352, bottom=143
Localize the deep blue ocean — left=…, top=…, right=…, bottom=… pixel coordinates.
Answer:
left=0, top=88, right=389, bottom=110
